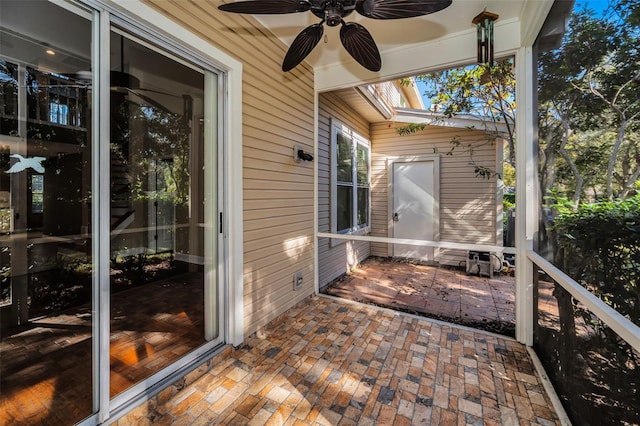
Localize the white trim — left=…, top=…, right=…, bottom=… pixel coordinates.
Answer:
left=204, top=71, right=217, bottom=342
left=225, top=63, right=244, bottom=346
left=527, top=347, right=573, bottom=426
left=496, top=141, right=505, bottom=249
left=355, top=85, right=393, bottom=120
left=386, top=155, right=441, bottom=260
left=514, top=46, right=536, bottom=346
left=520, top=0, right=556, bottom=47
left=314, top=91, right=320, bottom=294
left=392, top=108, right=512, bottom=134
left=528, top=251, right=640, bottom=354
left=97, top=9, right=111, bottom=423
left=329, top=119, right=371, bottom=241
left=317, top=232, right=516, bottom=255
left=330, top=118, right=338, bottom=238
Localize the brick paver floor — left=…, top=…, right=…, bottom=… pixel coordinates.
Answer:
left=324, top=257, right=516, bottom=336
left=120, top=295, right=561, bottom=425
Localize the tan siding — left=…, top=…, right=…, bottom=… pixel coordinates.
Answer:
left=145, top=0, right=315, bottom=337
left=317, top=92, right=371, bottom=287
left=370, top=122, right=500, bottom=266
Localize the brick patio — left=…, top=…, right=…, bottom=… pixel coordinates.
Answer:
left=118, top=295, right=561, bottom=425
left=323, top=257, right=516, bottom=337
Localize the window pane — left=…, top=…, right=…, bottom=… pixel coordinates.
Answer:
left=109, top=30, right=210, bottom=398
left=357, top=187, right=368, bottom=226
left=0, top=1, right=94, bottom=424
left=0, top=60, right=18, bottom=136
left=31, top=175, right=44, bottom=213
left=337, top=185, right=352, bottom=232
left=336, top=132, right=352, bottom=183
left=356, top=144, right=368, bottom=185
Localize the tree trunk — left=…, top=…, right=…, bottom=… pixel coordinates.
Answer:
left=559, top=115, right=584, bottom=206
left=605, top=116, right=628, bottom=200
left=554, top=244, right=578, bottom=384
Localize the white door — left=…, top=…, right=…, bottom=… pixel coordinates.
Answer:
left=392, top=160, right=437, bottom=261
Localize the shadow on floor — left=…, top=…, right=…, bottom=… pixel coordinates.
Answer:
left=322, top=257, right=516, bottom=337
left=122, top=295, right=561, bottom=425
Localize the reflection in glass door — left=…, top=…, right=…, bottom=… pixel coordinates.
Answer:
left=0, top=1, right=94, bottom=424
left=1, top=2, right=222, bottom=423
left=108, top=30, right=215, bottom=397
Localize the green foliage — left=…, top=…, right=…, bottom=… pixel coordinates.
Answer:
left=503, top=193, right=515, bottom=206
left=614, top=0, right=640, bottom=24
left=111, top=100, right=193, bottom=207
left=395, top=122, right=426, bottom=136
left=473, top=165, right=497, bottom=180
left=397, top=60, right=515, bottom=182
left=552, top=194, right=640, bottom=326
left=538, top=0, right=640, bottom=201
left=424, top=60, right=515, bottom=128
left=502, top=163, right=515, bottom=188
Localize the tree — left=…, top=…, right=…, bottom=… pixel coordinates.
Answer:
left=538, top=0, right=640, bottom=203
left=397, top=59, right=515, bottom=180
left=538, top=7, right=617, bottom=206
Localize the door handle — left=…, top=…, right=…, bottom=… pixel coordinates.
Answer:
left=393, top=213, right=399, bottom=222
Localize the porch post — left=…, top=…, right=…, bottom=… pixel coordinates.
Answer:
left=514, top=46, right=537, bottom=346
left=313, top=90, right=320, bottom=295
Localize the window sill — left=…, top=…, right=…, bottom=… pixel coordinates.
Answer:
left=330, top=227, right=370, bottom=247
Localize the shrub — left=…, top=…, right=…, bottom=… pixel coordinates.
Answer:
left=552, top=194, right=640, bottom=325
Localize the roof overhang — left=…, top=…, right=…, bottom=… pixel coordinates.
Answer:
left=393, top=107, right=512, bottom=134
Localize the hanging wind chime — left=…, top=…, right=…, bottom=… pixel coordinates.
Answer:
left=472, top=10, right=499, bottom=66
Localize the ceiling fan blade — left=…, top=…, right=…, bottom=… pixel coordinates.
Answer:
left=114, top=87, right=173, bottom=114
left=282, top=23, right=324, bottom=72
left=356, top=0, right=451, bottom=19
left=136, top=87, right=183, bottom=98
left=339, top=22, right=381, bottom=72
left=218, top=0, right=310, bottom=14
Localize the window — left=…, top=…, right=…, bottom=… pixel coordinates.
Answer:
left=31, top=175, right=43, bottom=213
left=331, top=120, right=370, bottom=234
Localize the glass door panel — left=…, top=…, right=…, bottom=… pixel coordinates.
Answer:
left=108, top=29, right=212, bottom=397
left=0, top=1, right=94, bottom=424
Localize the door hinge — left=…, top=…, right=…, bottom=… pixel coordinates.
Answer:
left=219, top=212, right=223, bottom=233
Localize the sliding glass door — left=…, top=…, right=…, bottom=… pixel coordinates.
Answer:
left=0, top=2, right=94, bottom=424
left=0, top=1, right=223, bottom=424
left=108, top=28, right=217, bottom=398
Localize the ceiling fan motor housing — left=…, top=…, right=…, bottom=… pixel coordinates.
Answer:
left=314, top=0, right=356, bottom=26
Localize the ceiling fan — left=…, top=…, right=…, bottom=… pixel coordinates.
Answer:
left=218, top=0, right=453, bottom=72
left=64, top=36, right=182, bottom=115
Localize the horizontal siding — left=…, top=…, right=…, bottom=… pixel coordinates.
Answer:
left=318, top=92, right=371, bottom=287
left=146, top=0, right=315, bottom=337
left=370, top=122, right=501, bottom=265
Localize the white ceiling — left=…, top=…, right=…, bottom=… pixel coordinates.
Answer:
left=253, top=0, right=529, bottom=71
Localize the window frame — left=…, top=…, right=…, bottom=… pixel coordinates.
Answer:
left=330, top=119, right=371, bottom=237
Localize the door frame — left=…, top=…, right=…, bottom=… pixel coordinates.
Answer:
left=90, top=1, right=244, bottom=422
left=386, top=155, right=440, bottom=259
